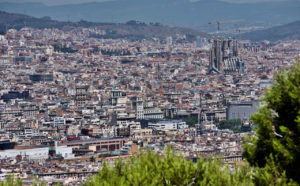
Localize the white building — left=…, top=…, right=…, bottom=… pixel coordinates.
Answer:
left=143, top=107, right=164, bottom=119
left=135, top=96, right=163, bottom=120
left=136, top=96, right=144, bottom=119
left=117, top=120, right=141, bottom=135
left=148, top=120, right=188, bottom=131
left=0, top=145, right=74, bottom=160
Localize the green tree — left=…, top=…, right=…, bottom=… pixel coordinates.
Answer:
left=218, top=119, right=242, bottom=133
left=0, top=176, right=22, bottom=186
left=90, top=156, right=96, bottom=162
left=185, top=116, right=198, bottom=127
left=243, top=63, right=300, bottom=183
left=86, top=147, right=256, bottom=186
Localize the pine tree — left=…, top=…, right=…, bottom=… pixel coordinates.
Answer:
left=243, top=62, right=300, bottom=183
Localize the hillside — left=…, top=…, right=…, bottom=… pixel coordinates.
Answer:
left=0, top=11, right=209, bottom=41
left=242, top=20, right=300, bottom=42
left=0, top=0, right=299, bottom=31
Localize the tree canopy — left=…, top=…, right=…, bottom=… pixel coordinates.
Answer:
left=218, top=119, right=242, bottom=133
left=86, top=146, right=296, bottom=186
left=244, top=63, right=300, bottom=182
left=86, top=147, right=251, bottom=186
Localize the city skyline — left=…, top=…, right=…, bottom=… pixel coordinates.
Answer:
left=0, top=0, right=299, bottom=184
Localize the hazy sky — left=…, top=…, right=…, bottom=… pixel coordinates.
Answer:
left=0, top=0, right=112, bottom=5
left=0, top=0, right=293, bottom=6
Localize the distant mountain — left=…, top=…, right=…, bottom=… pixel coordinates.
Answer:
left=0, top=11, right=209, bottom=40
left=242, top=20, right=300, bottom=41
left=0, top=0, right=299, bottom=31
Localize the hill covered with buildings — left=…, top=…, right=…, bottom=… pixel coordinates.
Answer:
left=242, top=20, right=300, bottom=41
left=0, top=11, right=209, bottom=41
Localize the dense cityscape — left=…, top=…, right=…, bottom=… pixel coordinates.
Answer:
left=0, top=25, right=299, bottom=185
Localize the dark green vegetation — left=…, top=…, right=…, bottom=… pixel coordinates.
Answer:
left=244, top=62, right=300, bottom=183
left=184, top=116, right=198, bottom=127
left=243, top=20, right=300, bottom=41
left=0, top=11, right=208, bottom=41
left=99, top=49, right=132, bottom=56
left=86, top=147, right=296, bottom=186
left=218, top=119, right=242, bottom=133
left=185, top=117, right=245, bottom=133
left=90, top=156, right=96, bottom=163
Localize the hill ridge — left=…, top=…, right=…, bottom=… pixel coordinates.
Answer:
left=242, top=20, right=300, bottom=41
left=0, top=11, right=209, bottom=41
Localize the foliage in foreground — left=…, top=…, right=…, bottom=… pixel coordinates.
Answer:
left=86, top=147, right=295, bottom=186
left=0, top=176, right=22, bottom=186
left=243, top=63, right=300, bottom=183
left=0, top=176, right=48, bottom=186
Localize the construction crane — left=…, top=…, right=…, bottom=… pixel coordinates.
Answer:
left=208, top=19, right=243, bottom=38
left=236, top=27, right=250, bottom=54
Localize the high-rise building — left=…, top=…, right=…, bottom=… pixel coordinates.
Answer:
left=110, top=90, right=126, bottom=106
left=196, top=36, right=208, bottom=49
left=226, top=100, right=259, bottom=121
left=136, top=96, right=144, bottom=119
left=166, top=36, right=173, bottom=45
left=75, top=86, right=88, bottom=107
